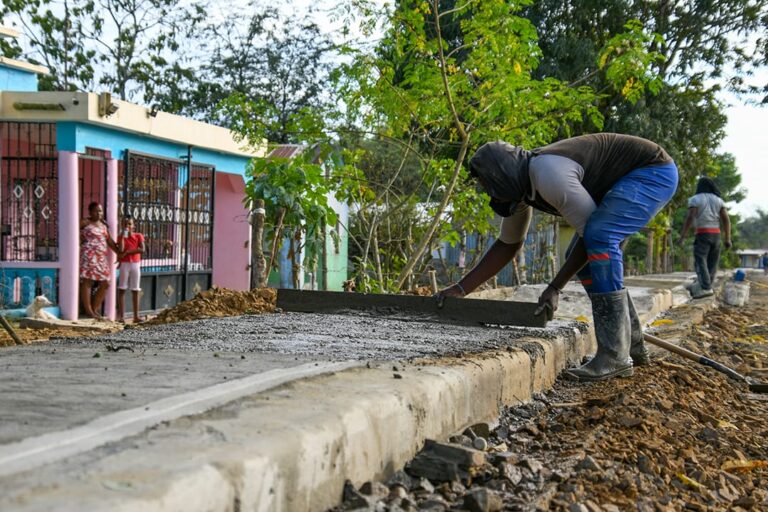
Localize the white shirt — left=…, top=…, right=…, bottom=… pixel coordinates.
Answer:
left=688, top=193, right=725, bottom=230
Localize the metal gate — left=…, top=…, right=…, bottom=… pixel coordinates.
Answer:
left=122, top=150, right=215, bottom=311
left=0, top=122, right=58, bottom=309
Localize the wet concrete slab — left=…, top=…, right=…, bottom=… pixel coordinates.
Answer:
left=53, top=312, right=574, bottom=359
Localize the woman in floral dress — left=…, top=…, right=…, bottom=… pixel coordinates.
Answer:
left=80, top=202, right=119, bottom=319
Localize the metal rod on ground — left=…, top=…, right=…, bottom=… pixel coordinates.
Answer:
left=429, top=270, right=438, bottom=294
left=643, top=332, right=768, bottom=393
left=0, top=315, right=23, bottom=346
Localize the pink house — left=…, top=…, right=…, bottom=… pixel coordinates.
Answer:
left=0, top=34, right=264, bottom=320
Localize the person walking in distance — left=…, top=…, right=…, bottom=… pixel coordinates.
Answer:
left=116, top=215, right=145, bottom=323
left=437, top=133, right=678, bottom=382
left=681, top=177, right=731, bottom=298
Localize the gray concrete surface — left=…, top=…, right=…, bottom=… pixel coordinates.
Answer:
left=0, top=277, right=696, bottom=511
left=58, top=312, right=575, bottom=357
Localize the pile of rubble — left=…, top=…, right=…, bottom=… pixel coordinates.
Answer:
left=334, top=280, right=768, bottom=511
left=144, top=287, right=276, bottom=325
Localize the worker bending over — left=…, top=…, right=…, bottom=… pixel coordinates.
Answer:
left=438, top=133, right=678, bottom=382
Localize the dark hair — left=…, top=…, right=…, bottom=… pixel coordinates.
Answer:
left=88, top=201, right=101, bottom=212
left=695, top=177, right=721, bottom=197
left=123, top=214, right=133, bottom=220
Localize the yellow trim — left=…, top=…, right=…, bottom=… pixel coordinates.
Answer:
left=0, top=56, right=49, bottom=76
left=0, top=91, right=265, bottom=158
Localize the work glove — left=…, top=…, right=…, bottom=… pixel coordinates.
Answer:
left=534, top=284, right=560, bottom=319
left=435, top=283, right=466, bottom=308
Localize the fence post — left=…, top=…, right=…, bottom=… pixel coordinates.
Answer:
left=103, top=158, right=118, bottom=320
left=58, top=152, right=79, bottom=320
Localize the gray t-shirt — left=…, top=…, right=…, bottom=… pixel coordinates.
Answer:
left=499, top=154, right=596, bottom=243
left=688, top=193, right=725, bottom=230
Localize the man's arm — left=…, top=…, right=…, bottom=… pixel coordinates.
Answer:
left=681, top=207, right=697, bottom=239
left=719, top=207, right=732, bottom=248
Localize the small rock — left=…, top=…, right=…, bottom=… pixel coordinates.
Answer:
left=584, top=500, right=603, bottom=512
left=463, top=488, right=503, bottom=512
left=387, top=485, right=408, bottom=502
left=394, top=373, right=403, bottom=379
left=490, top=451, right=517, bottom=465
left=387, top=470, right=415, bottom=490
left=360, top=480, right=389, bottom=499
left=499, top=463, right=523, bottom=485
left=414, top=477, right=435, bottom=494
left=550, top=470, right=569, bottom=482
left=637, top=454, right=654, bottom=475
left=657, top=398, right=674, bottom=412
left=569, top=504, right=589, bottom=512
left=418, top=495, right=449, bottom=510
left=472, top=437, right=488, bottom=451
left=577, top=455, right=603, bottom=472
left=617, top=416, right=643, bottom=428
left=733, top=496, right=756, bottom=509
left=520, top=458, right=543, bottom=474
left=342, top=480, right=372, bottom=508
left=601, top=505, right=621, bottom=512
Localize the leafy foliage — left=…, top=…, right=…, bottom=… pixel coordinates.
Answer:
left=244, top=146, right=338, bottom=288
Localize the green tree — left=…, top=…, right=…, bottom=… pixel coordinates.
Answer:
left=146, top=7, right=336, bottom=144
left=326, top=0, right=664, bottom=290
left=0, top=0, right=96, bottom=91
left=244, top=148, right=338, bottom=289
left=2, top=0, right=203, bottom=100
left=738, top=209, right=768, bottom=248
left=525, top=0, right=766, bottom=202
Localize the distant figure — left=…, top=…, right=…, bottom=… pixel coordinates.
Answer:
left=116, top=215, right=145, bottom=323
left=681, top=177, right=731, bottom=298
left=762, top=252, right=768, bottom=274
left=80, top=202, right=119, bottom=320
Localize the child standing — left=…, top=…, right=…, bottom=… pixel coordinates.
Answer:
left=117, top=216, right=145, bottom=323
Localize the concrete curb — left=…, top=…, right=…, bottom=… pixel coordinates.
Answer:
left=1, top=287, right=688, bottom=512
left=0, top=325, right=593, bottom=512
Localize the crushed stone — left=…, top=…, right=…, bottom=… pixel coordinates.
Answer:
left=334, top=276, right=768, bottom=511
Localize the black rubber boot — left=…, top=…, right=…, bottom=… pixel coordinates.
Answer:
left=565, top=289, right=634, bottom=382
left=627, top=292, right=649, bottom=366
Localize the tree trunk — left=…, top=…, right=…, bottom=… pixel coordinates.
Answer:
left=250, top=199, right=267, bottom=289
left=645, top=229, right=654, bottom=275
left=291, top=229, right=301, bottom=290
left=267, top=207, right=286, bottom=283
left=372, top=226, right=384, bottom=290
left=517, top=250, right=527, bottom=284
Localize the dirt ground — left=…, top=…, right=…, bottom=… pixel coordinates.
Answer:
left=142, top=286, right=276, bottom=325
left=0, top=287, right=277, bottom=347
left=0, top=322, right=121, bottom=348
left=337, top=277, right=768, bottom=511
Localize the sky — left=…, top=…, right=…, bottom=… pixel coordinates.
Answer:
left=720, top=101, right=767, bottom=218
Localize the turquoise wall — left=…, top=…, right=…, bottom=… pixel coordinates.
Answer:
left=0, top=65, right=38, bottom=92
left=56, top=122, right=252, bottom=175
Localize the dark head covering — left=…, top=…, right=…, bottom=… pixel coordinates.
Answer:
left=469, top=141, right=533, bottom=217
left=695, top=177, right=721, bottom=197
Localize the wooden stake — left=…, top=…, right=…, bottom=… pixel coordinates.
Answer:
left=0, top=315, right=23, bottom=346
